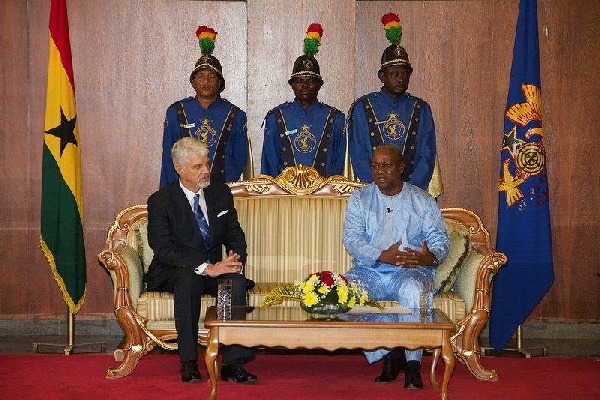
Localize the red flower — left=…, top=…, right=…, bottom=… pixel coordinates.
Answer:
left=320, top=271, right=334, bottom=286
left=381, top=13, right=400, bottom=26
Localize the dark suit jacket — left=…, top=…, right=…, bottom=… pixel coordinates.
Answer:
left=143, top=180, right=247, bottom=289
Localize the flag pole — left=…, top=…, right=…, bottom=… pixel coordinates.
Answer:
left=484, top=324, right=547, bottom=358
left=32, top=308, right=106, bottom=355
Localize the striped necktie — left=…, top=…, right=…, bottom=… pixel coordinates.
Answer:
left=193, top=193, right=210, bottom=247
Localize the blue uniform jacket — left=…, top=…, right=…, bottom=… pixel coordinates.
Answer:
left=160, top=96, right=248, bottom=187
left=260, top=100, right=345, bottom=177
left=347, top=89, right=436, bottom=190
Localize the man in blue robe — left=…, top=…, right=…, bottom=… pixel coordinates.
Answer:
left=261, top=24, right=345, bottom=178
left=160, top=26, right=248, bottom=188
left=347, top=20, right=436, bottom=190
left=343, top=143, right=449, bottom=389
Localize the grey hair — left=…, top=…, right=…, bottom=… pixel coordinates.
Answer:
left=374, top=143, right=404, bottom=164
left=171, top=137, right=209, bottom=166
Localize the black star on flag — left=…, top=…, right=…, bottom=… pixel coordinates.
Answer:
left=45, top=107, right=78, bottom=156
left=501, top=126, right=524, bottom=158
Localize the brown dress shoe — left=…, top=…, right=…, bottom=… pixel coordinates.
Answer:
left=375, top=347, right=407, bottom=383
left=404, top=360, right=424, bottom=390
left=221, top=363, right=258, bottom=384
left=180, top=360, right=201, bottom=383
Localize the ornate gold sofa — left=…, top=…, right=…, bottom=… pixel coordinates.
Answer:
left=98, top=166, right=506, bottom=380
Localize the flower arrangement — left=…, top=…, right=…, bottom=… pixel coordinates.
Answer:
left=260, top=271, right=383, bottom=314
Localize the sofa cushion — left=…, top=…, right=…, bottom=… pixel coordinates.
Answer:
left=116, top=244, right=145, bottom=309
left=434, top=219, right=471, bottom=293
left=452, top=250, right=485, bottom=313
left=124, top=218, right=154, bottom=274
left=137, top=291, right=215, bottom=322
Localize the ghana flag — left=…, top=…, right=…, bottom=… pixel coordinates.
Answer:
left=40, top=0, right=86, bottom=313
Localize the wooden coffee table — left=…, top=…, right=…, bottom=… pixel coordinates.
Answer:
left=204, top=306, right=456, bottom=400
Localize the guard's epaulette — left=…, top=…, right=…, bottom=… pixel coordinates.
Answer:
left=221, top=98, right=242, bottom=114
left=325, top=103, right=343, bottom=115
left=169, top=96, right=195, bottom=109
left=266, top=101, right=293, bottom=117
left=347, top=93, right=371, bottom=116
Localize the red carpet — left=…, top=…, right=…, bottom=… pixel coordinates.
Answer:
left=1, top=354, right=598, bottom=399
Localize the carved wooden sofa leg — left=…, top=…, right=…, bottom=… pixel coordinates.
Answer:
left=451, top=253, right=506, bottom=381
left=106, top=308, right=154, bottom=379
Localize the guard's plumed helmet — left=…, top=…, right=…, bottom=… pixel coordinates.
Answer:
left=379, top=13, right=412, bottom=73
left=190, top=26, right=225, bottom=93
left=289, top=23, right=324, bottom=85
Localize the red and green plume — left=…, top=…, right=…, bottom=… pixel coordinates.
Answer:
left=303, top=23, right=323, bottom=56
left=381, top=13, right=402, bottom=44
left=196, top=25, right=217, bottom=55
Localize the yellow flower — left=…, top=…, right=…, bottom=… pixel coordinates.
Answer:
left=348, top=296, right=356, bottom=308
left=303, top=292, right=319, bottom=307
left=318, top=284, right=330, bottom=295
left=301, top=282, right=315, bottom=295
left=337, top=285, right=349, bottom=304
left=359, top=290, right=369, bottom=306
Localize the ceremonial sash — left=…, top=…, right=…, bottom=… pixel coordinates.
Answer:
left=274, top=108, right=338, bottom=176
left=313, top=109, right=339, bottom=176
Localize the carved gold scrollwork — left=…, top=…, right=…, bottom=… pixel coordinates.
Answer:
left=246, top=184, right=270, bottom=194
left=238, top=166, right=363, bottom=196
left=276, top=166, right=325, bottom=194
left=332, top=184, right=358, bottom=195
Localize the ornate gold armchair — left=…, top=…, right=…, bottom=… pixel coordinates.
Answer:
left=98, top=166, right=505, bottom=380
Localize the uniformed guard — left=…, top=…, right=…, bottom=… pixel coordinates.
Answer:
left=347, top=13, right=441, bottom=194
left=159, top=25, right=250, bottom=187
left=260, top=23, right=345, bottom=178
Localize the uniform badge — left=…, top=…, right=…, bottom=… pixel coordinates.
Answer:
left=302, top=59, right=314, bottom=71
left=382, top=112, right=406, bottom=141
left=293, top=124, right=317, bottom=153
left=193, top=118, right=218, bottom=146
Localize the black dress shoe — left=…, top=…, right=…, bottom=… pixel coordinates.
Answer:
left=404, top=360, right=423, bottom=390
left=221, top=363, right=258, bottom=384
left=180, top=361, right=201, bottom=383
left=375, top=348, right=407, bottom=383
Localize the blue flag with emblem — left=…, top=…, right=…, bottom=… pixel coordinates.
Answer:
left=489, top=0, right=554, bottom=351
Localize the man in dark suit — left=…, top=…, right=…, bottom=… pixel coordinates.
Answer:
left=144, top=137, right=256, bottom=384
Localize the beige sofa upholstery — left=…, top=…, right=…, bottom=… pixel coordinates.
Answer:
left=99, top=166, right=506, bottom=380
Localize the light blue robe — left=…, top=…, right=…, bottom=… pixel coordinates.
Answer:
left=343, top=182, right=449, bottom=363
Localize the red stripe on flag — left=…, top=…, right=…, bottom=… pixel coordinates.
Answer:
left=48, top=0, right=75, bottom=91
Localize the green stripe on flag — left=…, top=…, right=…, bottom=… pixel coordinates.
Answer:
left=40, top=144, right=86, bottom=312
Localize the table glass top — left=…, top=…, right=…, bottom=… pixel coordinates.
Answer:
left=206, top=306, right=453, bottom=326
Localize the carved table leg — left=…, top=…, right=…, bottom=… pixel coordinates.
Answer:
left=430, top=348, right=441, bottom=389
left=205, top=328, right=219, bottom=400
left=441, top=330, right=456, bottom=400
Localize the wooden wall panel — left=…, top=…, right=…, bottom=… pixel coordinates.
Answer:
left=0, top=0, right=38, bottom=313
left=0, top=0, right=598, bottom=323
left=535, top=0, right=600, bottom=320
